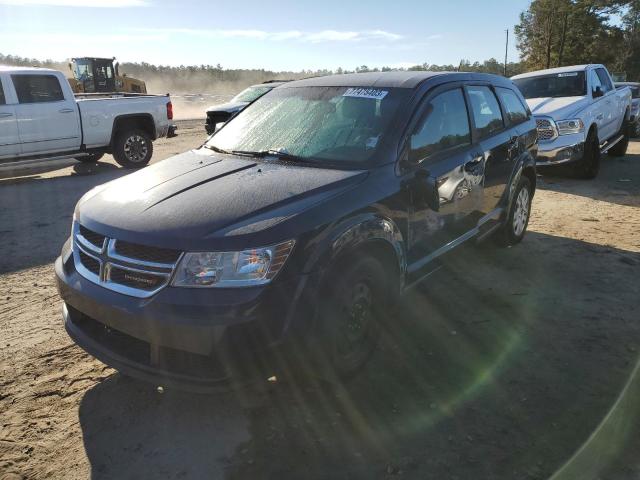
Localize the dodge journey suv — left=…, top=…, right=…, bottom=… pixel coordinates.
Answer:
left=56, top=72, right=538, bottom=391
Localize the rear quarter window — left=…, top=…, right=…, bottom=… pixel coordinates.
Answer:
left=11, top=74, right=64, bottom=104
left=496, top=87, right=529, bottom=125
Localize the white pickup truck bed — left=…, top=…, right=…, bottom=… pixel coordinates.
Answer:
left=0, top=65, right=174, bottom=168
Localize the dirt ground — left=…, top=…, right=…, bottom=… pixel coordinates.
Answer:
left=1, top=123, right=639, bottom=480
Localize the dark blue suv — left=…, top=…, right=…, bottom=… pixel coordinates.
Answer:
left=56, top=71, right=538, bottom=391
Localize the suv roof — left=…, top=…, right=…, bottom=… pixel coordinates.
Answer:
left=283, top=71, right=512, bottom=90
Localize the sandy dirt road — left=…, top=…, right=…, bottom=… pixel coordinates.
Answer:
left=1, top=123, right=639, bottom=479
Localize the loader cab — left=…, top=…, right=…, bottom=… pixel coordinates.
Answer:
left=71, top=57, right=116, bottom=93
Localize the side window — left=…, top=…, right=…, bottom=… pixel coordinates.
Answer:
left=596, top=68, right=613, bottom=93
left=467, top=86, right=504, bottom=138
left=590, top=70, right=603, bottom=94
left=410, top=88, right=471, bottom=162
left=11, top=75, right=64, bottom=104
left=496, top=87, right=529, bottom=125
left=0, top=80, right=5, bottom=105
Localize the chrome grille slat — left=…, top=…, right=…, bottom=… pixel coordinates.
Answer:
left=535, top=117, right=558, bottom=142
left=72, top=223, right=181, bottom=299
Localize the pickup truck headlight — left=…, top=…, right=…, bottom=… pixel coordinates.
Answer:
left=556, top=119, right=584, bottom=136
left=172, top=240, right=295, bottom=288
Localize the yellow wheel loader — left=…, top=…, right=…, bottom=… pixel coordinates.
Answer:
left=68, top=57, right=147, bottom=94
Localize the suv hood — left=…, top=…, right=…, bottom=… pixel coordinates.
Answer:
left=205, top=101, right=249, bottom=114
left=525, top=96, right=589, bottom=119
left=77, top=149, right=367, bottom=250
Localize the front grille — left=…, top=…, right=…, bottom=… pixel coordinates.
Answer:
left=79, top=225, right=105, bottom=248
left=114, top=240, right=181, bottom=265
left=79, top=250, right=100, bottom=275
left=536, top=118, right=557, bottom=141
left=73, top=222, right=182, bottom=298
left=109, top=266, right=167, bottom=291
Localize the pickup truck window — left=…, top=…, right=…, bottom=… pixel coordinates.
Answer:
left=207, top=86, right=410, bottom=165
left=496, top=87, right=528, bottom=125
left=596, top=68, right=613, bottom=93
left=11, top=74, right=64, bottom=104
left=513, top=72, right=586, bottom=99
left=467, top=86, right=504, bottom=138
left=410, top=88, right=470, bottom=162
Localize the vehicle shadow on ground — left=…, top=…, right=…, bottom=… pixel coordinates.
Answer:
left=536, top=143, right=640, bottom=207
left=77, top=232, right=640, bottom=480
left=0, top=167, right=130, bottom=274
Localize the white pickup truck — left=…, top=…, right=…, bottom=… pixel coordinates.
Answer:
left=512, top=64, right=632, bottom=178
left=0, top=66, right=174, bottom=168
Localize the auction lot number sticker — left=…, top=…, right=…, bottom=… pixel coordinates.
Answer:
left=343, top=88, right=389, bottom=100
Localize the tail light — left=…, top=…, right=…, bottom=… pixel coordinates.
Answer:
left=166, top=101, right=173, bottom=120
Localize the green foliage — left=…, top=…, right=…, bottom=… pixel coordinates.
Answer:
left=515, top=0, right=638, bottom=80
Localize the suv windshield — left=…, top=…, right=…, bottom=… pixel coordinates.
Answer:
left=513, top=71, right=586, bottom=98
left=232, top=85, right=272, bottom=103
left=207, top=86, right=409, bottom=165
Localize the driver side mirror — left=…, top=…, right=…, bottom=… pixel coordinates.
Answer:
left=593, top=86, right=604, bottom=98
left=410, top=168, right=440, bottom=212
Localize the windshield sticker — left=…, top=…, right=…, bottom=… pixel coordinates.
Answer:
left=343, top=88, right=388, bottom=100
left=365, top=136, right=380, bottom=149
left=558, top=72, right=579, bottom=77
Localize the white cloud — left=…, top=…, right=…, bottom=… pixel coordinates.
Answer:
left=0, top=0, right=148, bottom=6
left=138, top=28, right=403, bottom=44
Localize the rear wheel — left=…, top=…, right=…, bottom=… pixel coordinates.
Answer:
left=495, top=176, right=532, bottom=247
left=608, top=118, right=630, bottom=157
left=112, top=129, right=153, bottom=169
left=574, top=129, right=600, bottom=179
left=75, top=153, right=104, bottom=163
left=633, top=121, right=640, bottom=138
left=313, top=255, right=388, bottom=380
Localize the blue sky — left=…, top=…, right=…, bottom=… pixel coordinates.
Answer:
left=0, top=0, right=531, bottom=71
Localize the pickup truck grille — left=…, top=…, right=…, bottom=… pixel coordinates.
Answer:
left=535, top=117, right=558, bottom=141
left=73, top=223, right=181, bottom=298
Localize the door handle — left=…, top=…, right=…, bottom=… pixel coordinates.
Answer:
left=597, top=113, right=604, bottom=120
left=59, top=108, right=75, bottom=113
left=0, top=112, right=13, bottom=118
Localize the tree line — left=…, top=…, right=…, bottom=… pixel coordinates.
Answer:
left=515, top=0, right=639, bottom=80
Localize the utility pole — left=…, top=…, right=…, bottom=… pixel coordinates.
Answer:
left=504, top=29, right=509, bottom=77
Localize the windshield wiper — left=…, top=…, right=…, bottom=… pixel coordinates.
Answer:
left=231, top=149, right=310, bottom=163
left=203, top=144, right=232, bottom=155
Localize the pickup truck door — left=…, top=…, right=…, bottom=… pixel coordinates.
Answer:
left=11, top=73, right=81, bottom=155
left=0, top=75, right=20, bottom=158
left=589, top=69, right=616, bottom=141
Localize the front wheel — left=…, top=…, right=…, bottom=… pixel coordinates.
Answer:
left=496, top=176, right=533, bottom=247
left=574, top=130, right=600, bottom=179
left=112, top=129, right=153, bottom=169
left=314, top=256, right=388, bottom=380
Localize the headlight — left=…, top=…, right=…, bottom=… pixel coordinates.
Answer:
left=172, top=240, right=295, bottom=288
left=556, top=119, right=584, bottom=136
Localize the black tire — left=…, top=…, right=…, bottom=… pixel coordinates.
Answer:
left=608, top=118, right=630, bottom=157
left=495, top=176, right=533, bottom=247
left=633, top=121, right=640, bottom=139
left=75, top=153, right=104, bottom=163
left=313, top=255, right=389, bottom=380
left=112, top=129, right=153, bottom=169
left=574, top=129, right=600, bottom=179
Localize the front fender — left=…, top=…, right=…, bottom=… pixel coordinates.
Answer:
left=303, top=212, right=406, bottom=277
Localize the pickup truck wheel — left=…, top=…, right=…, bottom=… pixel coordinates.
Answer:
left=496, top=176, right=532, bottom=247
left=608, top=118, right=630, bottom=157
left=574, top=130, right=600, bottom=179
left=314, top=256, right=387, bottom=381
left=113, top=129, right=153, bottom=169
left=633, top=121, right=640, bottom=138
left=75, top=153, right=104, bottom=163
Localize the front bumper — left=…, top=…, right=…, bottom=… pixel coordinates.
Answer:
left=536, top=133, right=585, bottom=166
left=55, top=249, right=319, bottom=391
